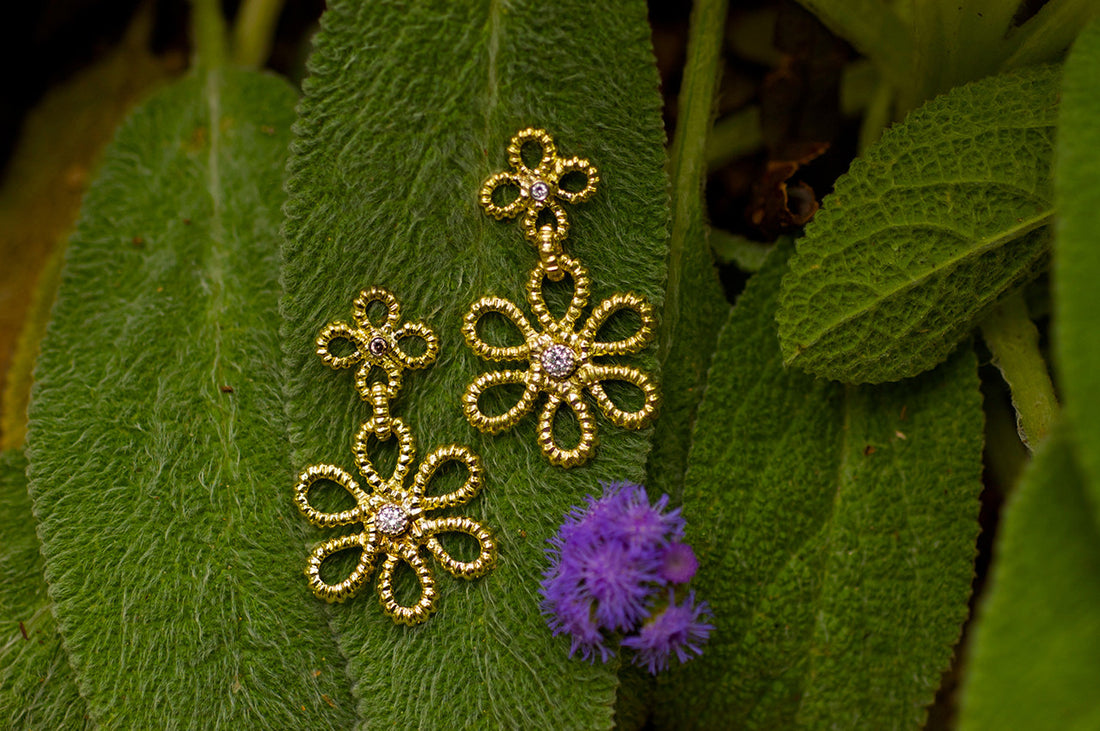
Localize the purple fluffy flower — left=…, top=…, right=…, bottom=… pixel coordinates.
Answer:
left=540, top=481, right=709, bottom=667
left=622, top=590, right=714, bottom=674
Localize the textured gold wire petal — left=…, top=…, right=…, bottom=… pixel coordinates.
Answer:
left=580, top=292, right=656, bottom=357
left=377, top=547, right=437, bottom=626
left=352, top=286, right=402, bottom=331
left=537, top=391, right=598, bottom=468
left=585, top=364, right=661, bottom=430
left=392, top=321, right=440, bottom=369
left=353, top=417, right=417, bottom=493
left=463, top=369, right=540, bottom=434
left=507, top=127, right=557, bottom=175
left=305, top=531, right=378, bottom=603
left=527, top=257, right=591, bottom=334
left=463, top=297, right=536, bottom=361
left=316, top=321, right=366, bottom=370
left=414, top=444, right=483, bottom=510
left=479, top=171, right=524, bottom=220
left=294, top=463, right=370, bottom=527
left=553, top=156, right=600, bottom=203
left=421, top=516, right=497, bottom=579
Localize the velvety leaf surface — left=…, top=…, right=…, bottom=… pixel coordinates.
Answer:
left=0, top=449, right=88, bottom=729
left=25, top=69, right=358, bottom=727
left=778, top=65, right=1058, bottom=384
left=958, top=429, right=1100, bottom=729
left=657, top=243, right=984, bottom=728
left=1055, top=18, right=1100, bottom=515
left=281, top=1, right=668, bottom=727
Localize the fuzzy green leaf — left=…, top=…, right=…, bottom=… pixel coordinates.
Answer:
left=0, top=449, right=88, bottom=728
left=657, top=243, right=984, bottom=728
left=25, top=69, right=358, bottom=727
left=777, top=65, right=1057, bottom=384
left=958, top=428, right=1100, bottom=729
left=281, top=0, right=668, bottom=728
left=1055, top=18, right=1100, bottom=515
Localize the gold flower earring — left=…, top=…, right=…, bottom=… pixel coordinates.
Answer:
left=294, top=288, right=497, bottom=625
left=463, top=129, right=660, bottom=468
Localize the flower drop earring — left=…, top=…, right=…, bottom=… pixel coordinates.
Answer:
left=293, top=288, right=497, bottom=625
left=463, top=129, right=661, bottom=468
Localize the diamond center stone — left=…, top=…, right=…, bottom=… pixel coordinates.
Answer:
left=540, top=344, right=577, bottom=379
left=375, top=504, right=409, bottom=536
left=529, top=180, right=550, bottom=202
left=368, top=336, right=389, bottom=356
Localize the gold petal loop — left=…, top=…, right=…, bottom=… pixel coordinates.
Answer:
left=353, top=417, right=417, bottom=492
left=479, top=171, right=524, bottom=220
left=586, top=365, right=661, bottom=430
left=553, top=156, right=599, bottom=204
left=537, top=391, right=598, bottom=468
left=294, top=463, right=370, bottom=528
left=507, top=127, right=557, bottom=177
left=377, top=546, right=437, bottom=626
left=463, top=369, right=540, bottom=435
left=305, top=531, right=378, bottom=603
left=421, top=517, right=497, bottom=579
left=414, top=445, right=484, bottom=510
left=352, top=286, right=401, bottom=331
left=392, top=321, right=440, bottom=370
left=527, top=255, right=591, bottom=334
left=316, top=321, right=365, bottom=370
left=521, top=202, right=569, bottom=245
left=353, top=358, right=403, bottom=403
left=579, top=292, right=656, bottom=357
left=462, top=297, right=536, bottom=362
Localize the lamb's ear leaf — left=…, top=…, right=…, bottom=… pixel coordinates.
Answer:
left=958, top=428, right=1100, bottom=729
left=25, top=69, right=358, bottom=727
left=281, top=0, right=669, bottom=727
left=777, top=65, right=1058, bottom=384
left=658, top=241, right=984, bottom=729
left=0, top=449, right=89, bottom=728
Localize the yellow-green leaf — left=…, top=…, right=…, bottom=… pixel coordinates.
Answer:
left=25, top=69, right=357, bottom=727
left=1055, top=17, right=1100, bottom=515
left=958, top=428, right=1100, bottom=729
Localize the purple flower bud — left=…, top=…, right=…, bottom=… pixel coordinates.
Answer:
left=658, top=542, right=699, bottom=584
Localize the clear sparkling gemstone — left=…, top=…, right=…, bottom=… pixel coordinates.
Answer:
left=540, top=344, right=577, bottom=379
left=529, top=180, right=550, bottom=201
left=375, top=504, right=409, bottom=536
left=368, top=336, right=389, bottom=356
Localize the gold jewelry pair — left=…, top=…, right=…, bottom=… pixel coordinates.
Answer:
left=294, top=129, right=660, bottom=624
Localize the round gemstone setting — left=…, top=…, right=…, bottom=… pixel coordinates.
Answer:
left=529, top=180, right=550, bottom=202
left=375, top=504, right=409, bottom=536
left=540, top=344, right=577, bottom=380
left=368, top=336, right=389, bottom=356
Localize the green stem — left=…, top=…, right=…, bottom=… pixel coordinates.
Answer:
left=192, top=0, right=229, bottom=71
left=980, top=292, right=1060, bottom=450
left=658, top=0, right=728, bottom=366
left=231, top=0, right=286, bottom=68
